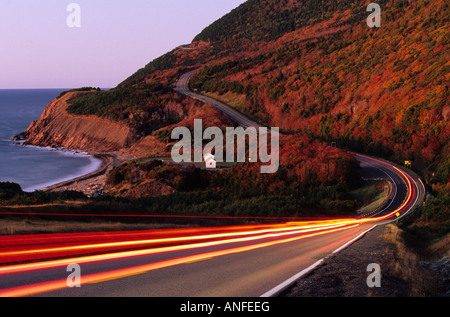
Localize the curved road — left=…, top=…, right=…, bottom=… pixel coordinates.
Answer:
left=174, top=70, right=425, bottom=224
left=175, top=71, right=262, bottom=129
left=0, top=72, right=426, bottom=298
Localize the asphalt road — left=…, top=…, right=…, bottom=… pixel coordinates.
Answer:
left=175, top=71, right=262, bottom=129
left=0, top=72, right=426, bottom=298
left=30, top=223, right=376, bottom=297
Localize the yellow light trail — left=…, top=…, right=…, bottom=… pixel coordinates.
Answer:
left=0, top=221, right=354, bottom=276
left=0, top=223, right=359, bottom=297
left=0, top=154, right=420, bottom=297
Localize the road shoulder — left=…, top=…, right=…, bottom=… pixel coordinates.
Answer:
left=281, top=225, right=410, bottom=297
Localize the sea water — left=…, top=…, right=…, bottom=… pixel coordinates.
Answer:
left=0, top=89, right=102, bottom=192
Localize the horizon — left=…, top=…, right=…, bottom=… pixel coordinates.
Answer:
left=0, top=0, right=247, bottom=90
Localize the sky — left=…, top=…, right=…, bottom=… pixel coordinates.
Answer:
left=0, top=0, right=247, bottom=89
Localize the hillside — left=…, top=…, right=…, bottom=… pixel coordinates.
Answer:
left=190, top=0, right=448, bottom=176
left=188, top=0, right=449, bottom=230
left=24, top=90, right=133, bottom=153
left=193, top=0, right=367, bottom=48
left=22, top=0, right=448, bottom=224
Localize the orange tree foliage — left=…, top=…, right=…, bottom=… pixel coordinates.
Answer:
left=190, top=0, right=449, bottom=192
left=106, top=134, right=360, bottom=217
left=62, top=0, right=448, bottom=218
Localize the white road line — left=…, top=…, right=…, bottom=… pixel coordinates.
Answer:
left=260, top=225, right=377, bottom=297
left=259, top=259, right=325, bottom=298
left=370, top=167, right=397, bottom=218
left=175, top=72, right=425, bottom=298
left=332, top=225, right=377, bottom=254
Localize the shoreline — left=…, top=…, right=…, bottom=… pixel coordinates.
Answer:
left=39, top=153, right=118, bottom=197
left=21, top=152, right=101, bottom=191
left=8, top=138, right=116, bottom=195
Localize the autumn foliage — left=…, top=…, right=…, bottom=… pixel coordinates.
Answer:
left=190, top=0, right=449, bottom=192
left=62, top=0, right=448, bottom=218
left=106, top=133, right=360, bottom=217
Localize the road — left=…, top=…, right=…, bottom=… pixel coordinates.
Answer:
left=0, top=71, right=426, bottom=297
left=175, top=71, right=262, bottom=129
left=174, top=70, right=425, bottom=223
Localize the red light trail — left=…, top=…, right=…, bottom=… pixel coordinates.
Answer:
left=0, top=155, right=421, bottom=297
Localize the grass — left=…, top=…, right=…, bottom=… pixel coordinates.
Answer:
left=205, top=91, right=247, bottom=112
left=0, top=218, right=195, bottom=236
left=382, top=224, right=450, bottom=296
left=350, top=180, right=391, bottom=214
left=203, top=91, right=264, bottom=125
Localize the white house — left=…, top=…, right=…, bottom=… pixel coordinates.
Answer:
left=204, top=153, right=217, bottom=169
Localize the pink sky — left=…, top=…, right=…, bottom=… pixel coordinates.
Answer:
left=0, top=0, right=246, bottom=89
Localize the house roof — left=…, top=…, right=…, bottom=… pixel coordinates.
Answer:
left=204, top=153, right=215, bottom=161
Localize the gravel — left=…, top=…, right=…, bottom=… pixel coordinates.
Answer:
left=281, top=225, right=410, bottom=297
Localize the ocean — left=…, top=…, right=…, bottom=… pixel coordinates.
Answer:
left=0, top=89, right=102, bottom=192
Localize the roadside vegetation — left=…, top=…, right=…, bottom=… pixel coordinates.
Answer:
left=188, top=0, right=449, bottom=244
left=0, top=182, right=86, bottom=206
left=104, top=133, right=361, bottom=218
left=0, top=133, right=361, bottom=219
left=382, top=224, right=449, bottom=297
left=350, top=180, right=391, bottom=214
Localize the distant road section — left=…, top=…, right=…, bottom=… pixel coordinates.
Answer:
left=354, top=153, right=426, bottom=223
left=175, top=70, right=262, bottom=129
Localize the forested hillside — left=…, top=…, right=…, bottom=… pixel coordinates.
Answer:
left=32, top=0, right=448, bottom=222
left=193, top=0, right=372, bottom=47
left=189, top=0, right=449, bottom=226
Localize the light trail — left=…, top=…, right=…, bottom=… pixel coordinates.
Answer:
left=0, top=221, right=354, bottom=275
left=0, top=153, right=421, bottom=297
left=0, top=221, right=356, bottom=264
left=0, top=223, right=359, bottom=297
left=356, top=154, right=417, bottom=223
left=0, top=221, right=340, bottom=256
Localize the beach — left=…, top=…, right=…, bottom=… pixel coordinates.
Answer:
left=0, top=89, right=119, bottom=194
left=40, top=153, right=120, bottom=197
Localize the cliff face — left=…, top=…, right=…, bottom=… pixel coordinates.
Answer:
left=24, top=91, right=134, bottom=153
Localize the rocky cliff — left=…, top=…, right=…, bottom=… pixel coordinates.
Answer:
left=24, top=91, right=134, bottom=153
